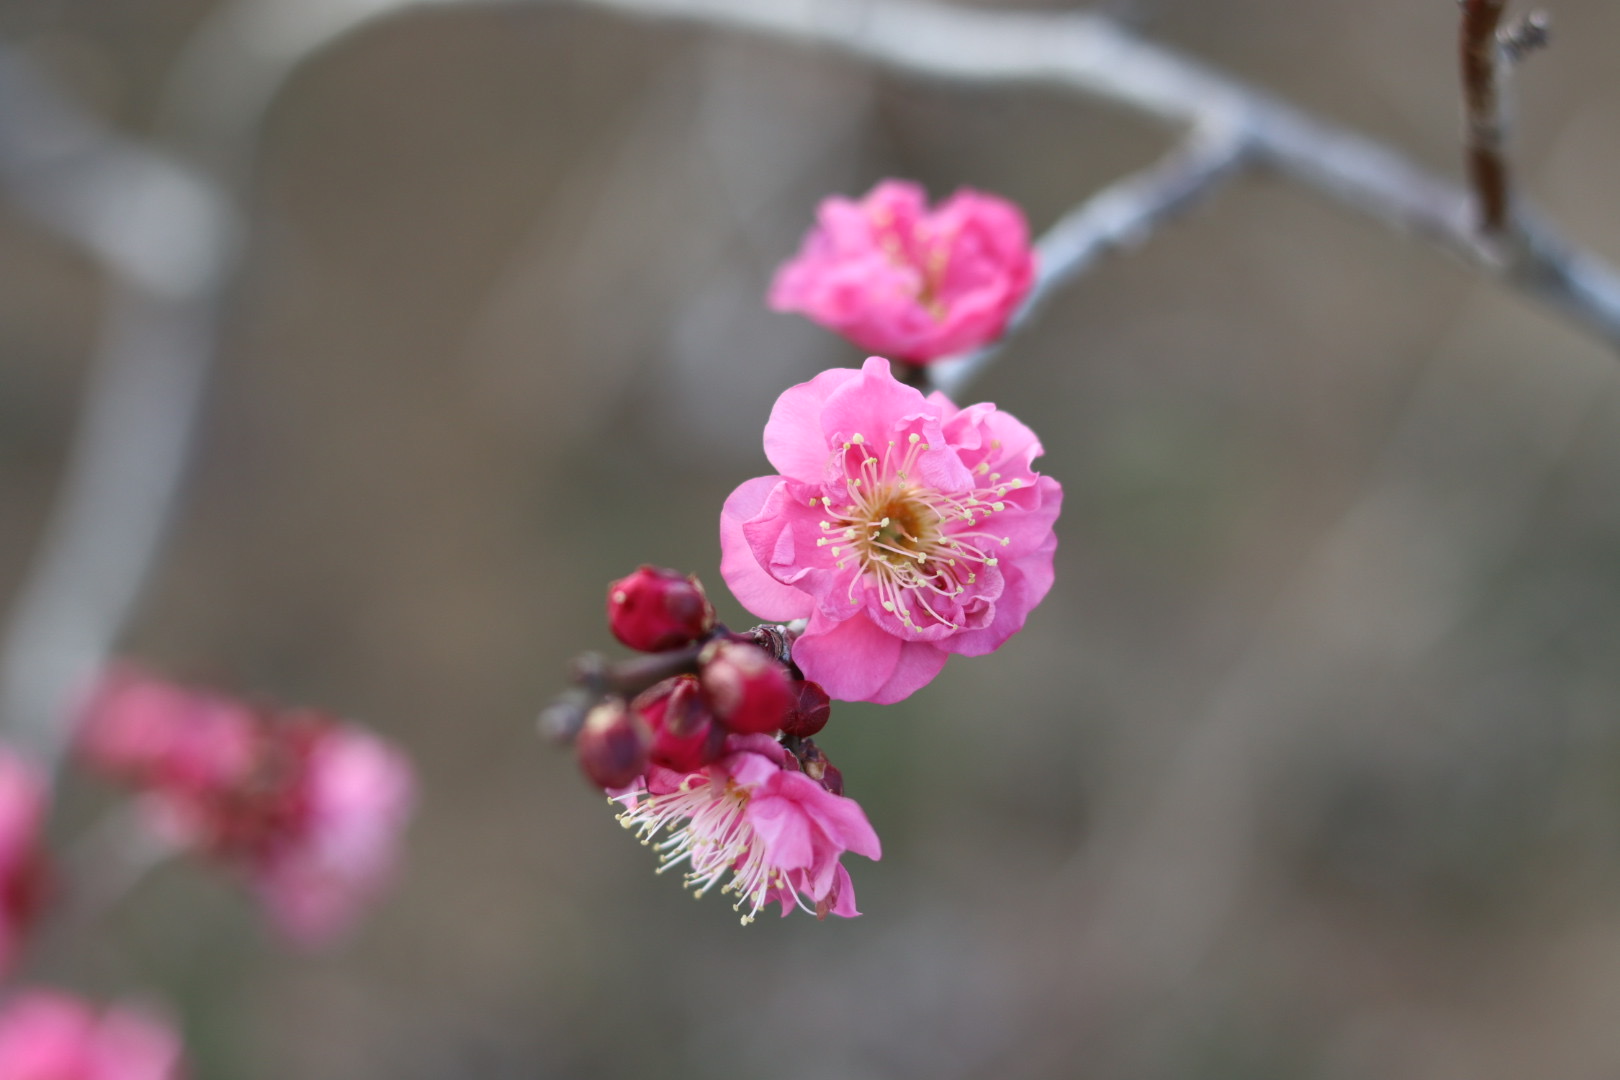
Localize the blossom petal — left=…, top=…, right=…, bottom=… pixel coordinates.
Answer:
left=747, top=794, right=815, bottom=872
left=792, top=611, right=902, bottom=703
left=868, top=641, right=950, bottom=706
left=763, top=367, right=861, bottom=483
left=721, top=477, right=816, bottom=621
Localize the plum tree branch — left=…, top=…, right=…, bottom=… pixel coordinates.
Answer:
left=929, top=118, right=1252, bottom=400
left=2, top=0, right=1619, bottom=779
left=565, top=0, right=1620, bottom=353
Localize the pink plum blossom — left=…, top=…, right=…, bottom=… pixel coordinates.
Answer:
left=250, top=720, right=416, bottom=946
left=0, top=751, right=48, bottom=976
left=721, top=356, right=1061, bottom=704
left=76, top=666, right=258, bottom=799
left=76, top=668, right=415, bottom=946
left=0, top=992, right=184, bottom=1080
left=769, top=180, right=1035, bottom=363
left=612, top=734, right=880, bottom=924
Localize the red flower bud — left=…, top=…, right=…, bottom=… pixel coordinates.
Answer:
left=780, top=680, right=831, bottom=738
left=699, top=641, right=794, bottom=736
left=575, top=699, right=650, bottom=789
left=606, top=567, right=716, bottom=653
left=632, top=675, right=724, bottom=772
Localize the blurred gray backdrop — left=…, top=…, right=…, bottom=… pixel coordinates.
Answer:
left=6, top=0, right=1620, bottom=1076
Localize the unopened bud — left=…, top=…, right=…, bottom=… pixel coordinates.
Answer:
left=780, top=680, right=831, bottom=738
left=699, top=641, right=794, bottom=736
left=632, top=675, right=724, bottom=772
left=575, top=699, right=650, bottom=789
left=606, top=566, right=716, bottom=653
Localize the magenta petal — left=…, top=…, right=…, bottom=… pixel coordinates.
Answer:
left=792, top=612, right=904, bottom=703
left=747, top=795, right=814, bottom=871
left=796, top=790, right=881, bottom=861
left=764, top=366, right=860, bottom=482
left=817, top=358, right=930, bottom=447
left=721, top=477, right=815, bottom=621
left=826, top=863, right=861, bottom=917
left=868, top=642, right=950, bottom=705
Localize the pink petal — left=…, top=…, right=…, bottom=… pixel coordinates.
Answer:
left=817, top=357, right=931, bottom=449
left=791, top=611, right=902, bottom=704
left=868, top=641, right=951, bottom=706
left=746, top=795, right=815, bottom=871
left=720, top=477, right=815, bottom=621
left=763, top=366, right=862, bottom=483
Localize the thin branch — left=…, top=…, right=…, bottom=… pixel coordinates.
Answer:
left=928, top=119, right=1251, bottom=400
left=561, top=0, right=1620, bottom=352
left=0, top=49, right=241, bottom=774
left=3, top=0, right=1619, bottom=778
left=1460, top=0, right=1513, bottom=235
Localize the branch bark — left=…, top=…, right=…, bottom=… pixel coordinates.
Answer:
left=1460, top=0, right=1512, bottom=234
left=929, top=119, right=1252, bottom=400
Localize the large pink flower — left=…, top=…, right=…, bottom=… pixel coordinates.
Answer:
left=76, top=668, right=415, bottom=946
left=721, top=356, right=1061, bottom=703
left=0, top=750, right=48, bottom=976
left=612, top=734, right=880, bottom=924
left=769, top=180, right=1035, bottom=363
left=0, top=992, right=184, bottom=1080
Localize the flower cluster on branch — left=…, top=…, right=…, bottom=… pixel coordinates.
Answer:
left=546, top=179, right=1060, bottom=924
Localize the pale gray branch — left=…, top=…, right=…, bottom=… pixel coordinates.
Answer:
left=0, top=49, right=240, bottom=772
left=564, top=0, right=1620, bottom=352
left=929, top=119, right=1251, bottom=400
left=5, top=0, right=1620, bottom=777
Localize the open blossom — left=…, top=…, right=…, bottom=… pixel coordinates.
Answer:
left=613, top=734, right=879, bottom=924
left=0, top=992, right=183, bottom=1080
left=721, top=356, right=1061, bottom=703
left=769, top=180, right=1035, bottom=363
left=77, top=667, right=415, bottom=946
left=0, top=750, right=48, bottom=976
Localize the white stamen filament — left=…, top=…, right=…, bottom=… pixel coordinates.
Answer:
left=613, top=778, right=780, bottom=925
left=815, top=435, right=1024, bottom=631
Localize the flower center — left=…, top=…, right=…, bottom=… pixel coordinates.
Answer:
left=877, top=228, right=951, bottom=320
left=814, top=432, right=1022, bottom=631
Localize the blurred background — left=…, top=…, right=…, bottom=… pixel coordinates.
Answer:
left=5, top=0, right=1620, bottom=1076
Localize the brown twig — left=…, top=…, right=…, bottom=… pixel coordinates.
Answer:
left=1460, top=0, right=1513, bottom=235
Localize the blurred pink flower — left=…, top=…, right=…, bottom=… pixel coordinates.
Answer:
left=77, top=666, right=258, bottom=798
left=0, top=992, right=183, bottom=1080
left=613, top=734, right=879, bottom=924
left=76, top=668, right=415, bottom=946
left=769, top=179, right=1035, bottom=363
left=0, top=751, right=48, bottom=976
left=251, top=720, right=416, bottom=946
left=721, top=356, right=1062, bottom=703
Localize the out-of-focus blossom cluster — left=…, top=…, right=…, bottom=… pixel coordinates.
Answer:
left=76, top=667, right=416, bottom=946
left=0, top=752, right=49, bottom=981
left=0, top=666, right=414, bottom=1075
left=770, top=180, right=1035, bottom=364
left=0, top=992, right=182, bottom=1080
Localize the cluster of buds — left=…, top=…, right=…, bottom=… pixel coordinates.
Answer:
left=543, top=566, right=875, bottom=923
left=554, top=567, right=834, bottom=790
